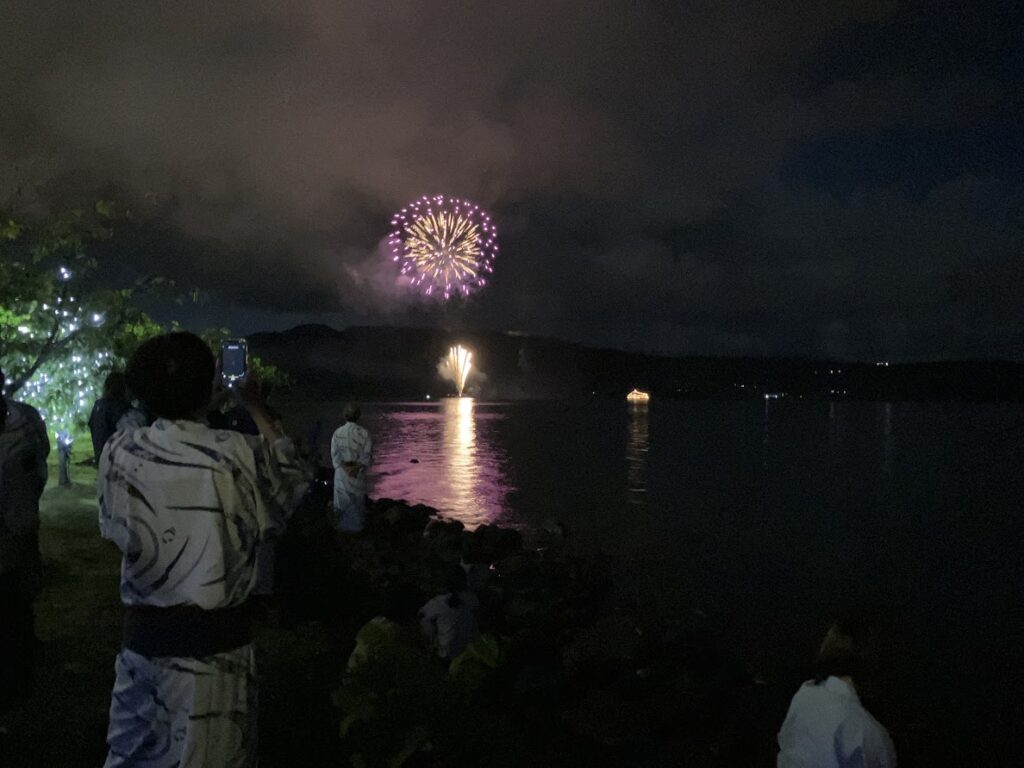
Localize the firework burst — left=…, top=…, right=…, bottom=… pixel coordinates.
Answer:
left=388, top=195, right=497, bottom=300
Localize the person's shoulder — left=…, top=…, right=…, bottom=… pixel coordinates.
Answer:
left=785, top=679, right=827, bottom=710
left=202, top=422, right=247, bottom=443
left=203, top=424, right=254, bottom=456
left=10, top=401, right=48, bottom=440
left=420, top=595, right=446, bottom=615
left=791, top=678, right=818, bottom=696
left=146, top=420, right=248, bottom=457
left=11, top=400, right=43, bottom=422
left=187, top=427, right=264, bottom=473
left=103, top=425, right=136, bottom=460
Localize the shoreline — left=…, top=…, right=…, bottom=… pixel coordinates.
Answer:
left=16, top=463, right=779, bottom=765
left=10, top=460, right=1009, bottom=765
left=274, top=486, right=785, bottom=765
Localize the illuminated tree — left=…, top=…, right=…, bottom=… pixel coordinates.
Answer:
left=1, top=202, right=153, bottom=438
left=1, top=202, right=285, bottom=460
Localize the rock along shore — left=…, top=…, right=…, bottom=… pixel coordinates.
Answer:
left=271, top=476, right=772, bottom=766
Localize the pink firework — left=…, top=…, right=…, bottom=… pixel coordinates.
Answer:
left=388, top=195, right=498, bottom=300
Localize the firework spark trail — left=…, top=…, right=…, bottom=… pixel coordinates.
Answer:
left=388, top=195, right=498, bottom=300
left=447, top=345, right=472, bottom=397
left=406, top=212, right=480, bottom=283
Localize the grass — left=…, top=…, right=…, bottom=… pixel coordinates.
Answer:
left=6, top=459, right=342, bottom=768
left=6, top=459, right=121, bottom=767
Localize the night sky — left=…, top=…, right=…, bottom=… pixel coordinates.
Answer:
left=3, top=1, right=1022, bottom=360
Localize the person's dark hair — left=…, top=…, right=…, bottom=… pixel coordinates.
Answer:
left=343, top=402, right=361, bottom=423
left=445, top=565, right=468, bottom=609
left=382, top=582, right=422, bottom=624
left=103, top=371, right=128, bottom=401
left=126, top=332, right=215, bottom=420
left=814, top=620, right=876, bottom=684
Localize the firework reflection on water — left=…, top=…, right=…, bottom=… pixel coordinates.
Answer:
left=357, top=399, right=512, bottom=529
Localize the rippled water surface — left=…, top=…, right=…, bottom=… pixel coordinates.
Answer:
left=359, top=398, right=512, bottom=529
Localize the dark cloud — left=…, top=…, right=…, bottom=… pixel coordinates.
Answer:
left=2, top=0, right=1021, bottom=359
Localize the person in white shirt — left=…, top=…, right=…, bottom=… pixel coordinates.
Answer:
left=419, top=565, right=480, bottom=661
left=777, top=621, right=897, bottom=768
left=98, top=333, right=309, bottom=768
left=330, top=403, right=372, bottom=532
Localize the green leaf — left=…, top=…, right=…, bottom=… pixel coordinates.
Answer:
left=1, top=219, right=24, bottom=240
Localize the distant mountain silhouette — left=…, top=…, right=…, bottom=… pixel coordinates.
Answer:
left=249, top=324, right=1024, bottom=401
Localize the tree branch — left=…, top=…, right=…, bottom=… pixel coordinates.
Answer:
left=8, top=281, right=79, bottom=395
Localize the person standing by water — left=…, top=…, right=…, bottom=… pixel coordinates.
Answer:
left=331, top=403, right=372, bottom=532
left=777, top=620, right=897, bottom=767
left=97, top=333, right=309, bottom=767
left=88, top=372, right=130, bottom=464
left=0, top=368, right=50, bottom=734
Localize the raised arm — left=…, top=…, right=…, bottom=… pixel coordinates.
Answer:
left=233, top=378, right=284, bottom=443
left=229, top=381, right=311, bottom=541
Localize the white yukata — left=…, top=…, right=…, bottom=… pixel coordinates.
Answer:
left=330, top=421, right=372, bottom=531
left=98, top=419, right=308, bottom=768
left=419, top=591, right=480, bottom=661
left=777, top=675, right=897, bottom=768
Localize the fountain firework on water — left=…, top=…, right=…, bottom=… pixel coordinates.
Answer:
left=444, top=345, right=473, bottom=397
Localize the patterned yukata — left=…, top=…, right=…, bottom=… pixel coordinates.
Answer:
left=330, top=421, right=372, bottom=531
left=98, top=419, right=308, bottom=767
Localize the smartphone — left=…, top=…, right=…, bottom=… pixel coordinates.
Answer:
left=221, top=339, right=248, bottom=387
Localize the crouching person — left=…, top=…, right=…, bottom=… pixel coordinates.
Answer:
left=98, top=333, right=308, bottom=767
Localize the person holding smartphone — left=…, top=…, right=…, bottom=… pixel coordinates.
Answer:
left=97, top=332, right=309, bottom=767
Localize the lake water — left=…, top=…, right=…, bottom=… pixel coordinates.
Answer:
left=288, top=398, right=1022, bottom=762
